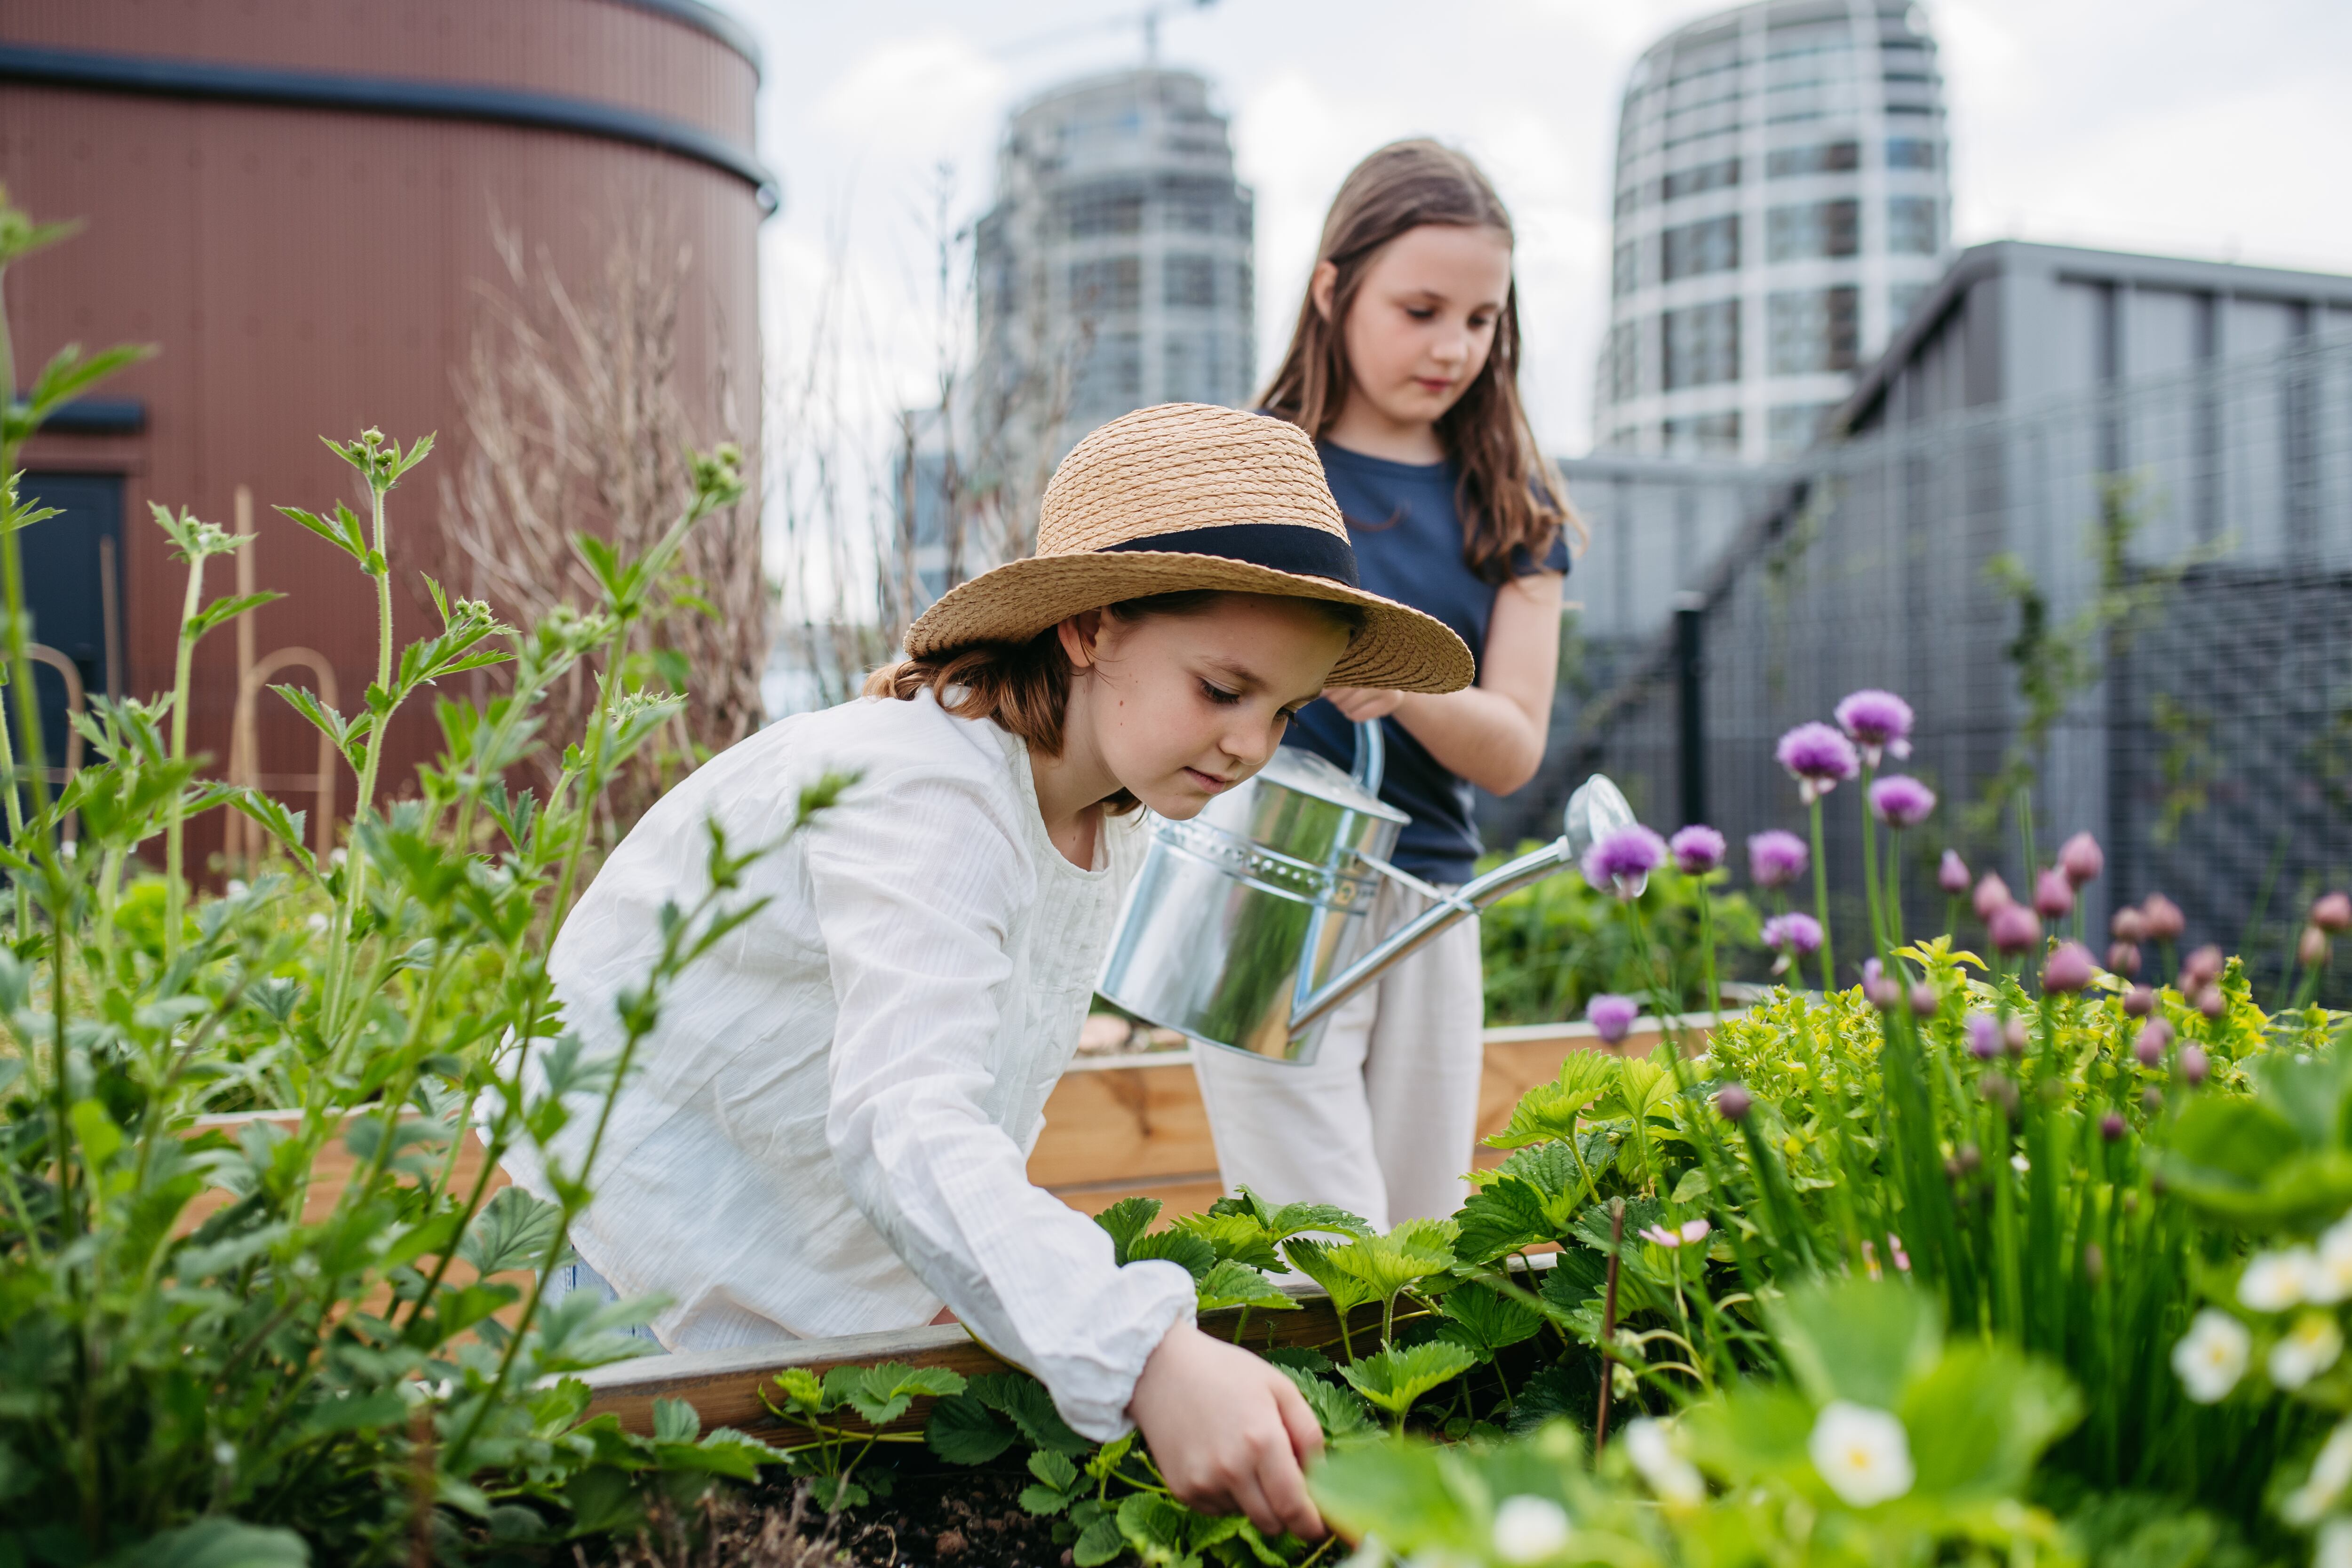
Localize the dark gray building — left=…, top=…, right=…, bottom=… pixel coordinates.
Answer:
left=1556, top=239, right=2352, bottom=980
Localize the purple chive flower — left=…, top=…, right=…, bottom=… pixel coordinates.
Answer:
left=2198, top=987, right=2227, bottom=1020
left=1938, top=850, right=1971, bottom=895
left=1670, top=824, right=1728, bottom=876
left=2301, top=925, right=2331, bottom=969
left=2134, top=1017, right=2172, bottom=1066
left=1716, top=1083, right=1753, bottom=1122
left=1748, top=829, right=1809, bottom=889
left=2033, top=868, right=2075, bottom=919
left=2123, top=984, right=2155, bottom=1018
left=2004, top=1016, right=2029, bottom=1056
left=1973, top=873, right=2013, bottom=923
left=2180, top=1044, right=2209, bottom=1087
left=1867, top=774, right=1938, bottom=829
left=1861, top=958, right=1901, bottom=1011
left=1582, top=824, right=1668, bottom=900
left=2107, top=941, right=2142, bottom=977
left=1909, top=981, right=1939, bottom=1017
left=2314, top=892, right=2352, bottom=934
left=1588, top=993, right=1640, bottom=1045
left=1965, top=1014, right=2000, bottom=1059
left=2100, top=1111, right=2127, bottom=1143
left=1777, top=721, right=1860, bottom=803
left=1762, top=911, right=1823, bottom=977
left=2043, top=940, right=2096, bottom=993
left=1834, top=688, right=1915, bottom=765
left=2111, top=907, right=2146, bottom=943
left=2058, top=831, right=2105, bottom=887
left=1989, top=902, right=2042, bottom=955
left=2140, top=894, right=2185, bottom=943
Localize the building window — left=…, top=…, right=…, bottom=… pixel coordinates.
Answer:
left=1662, top=300, right=1740, bottom=389
left=1073, top=331, right=1143, bottom=417
left=1613, top=240, right=1642, bottom=299
left=1062, top=183, right=1144, bottom=238
left=1605, top=320, right=1649, bottom=402
left=1663, top=412, right=1740, bottom=455
left=1767, top=286, right=1859, bottom=374
left=1885, top=137, right=1938, bottom=169
left=1888, top=196, right=1940, bottom=254
left=1767, top=199, right=1860, bottom=260
left=1157, top=175, right=1234, bottom=234
left=1767, top=402, right=1838, bottom=454
left=1891, top=281, right=1931, bottom=326
left=1615, top=186, right=1640, bottom=219
left=1164, top=331, right=1229, bottom=406
left=1662, top=215, right=1740, bottom=281
left=1164, top=254, right=1216, bottom=308
left=1766, top=140, right=1859, bottom=178
left=1069, top=256, right=1141, bottom=314
left=1661, top=156, right=1740, bottom=200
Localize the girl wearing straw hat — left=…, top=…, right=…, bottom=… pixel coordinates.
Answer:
left=1192, top=142, right=1581, bottom=1233
left=499, top=402, right=1470, bottom=1536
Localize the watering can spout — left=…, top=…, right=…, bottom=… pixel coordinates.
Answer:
left=1285, top=772, right=1637, bottom=1037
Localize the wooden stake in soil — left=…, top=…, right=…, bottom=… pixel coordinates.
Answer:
left=1594, top=1197, right=1625, bottom=1454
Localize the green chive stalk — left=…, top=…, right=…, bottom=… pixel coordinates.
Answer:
left=1808, top=793, right=1836, bottom=991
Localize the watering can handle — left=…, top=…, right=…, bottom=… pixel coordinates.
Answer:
left=1350, top=718, right=1386, bottom=797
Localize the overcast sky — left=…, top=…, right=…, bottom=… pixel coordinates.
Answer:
left=728, top=0, right=2352, bottom=473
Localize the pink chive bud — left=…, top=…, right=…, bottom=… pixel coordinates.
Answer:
left=2100, top=1111, right=2127, bottom=1142
left=2034, top=868, right=2075, bottom=919
left=1973, top=873, right=2013, bottom=923
left=1938, top=850, right=1971, bottom=895
left=1989, top=902, right=2042, bottom=955
left=2315, top=892, right=2352, bottom=934
left=2111, top=907, right=2147, bottom=944
left=2142, top=1086, right=2164, bottom=1114
left=2043, top=941, right=2095, bottom=993
left=1965, top=1015, right=2000, bottom=1059
left=2058, top=831, right=2104, bottom=887
left=2134, top=1018, right=2171, bottom=1065
left=2301, top=925, right=2331, bottom=969
left=2003, top=1016, right=2029, bottom=1056
left=2198, top=987, right=2227, bottom=1020
left=1887, top=1233, right=1911, bottom=1272
left=2123, top=984, right=2155, bottom=1018
left=2140, top=894, right=2185, bottom=943
left=1862, top=958, right=1901, bottom=1011
left=1717, top=1083, right=1753, bottom=1122
left=2180, top=1045, right=2209, bottom=1086
left=2107, top=941, right=2142, bottom=977
left=1909, top=981, right=1939, bottom=1017
left=2183, top=945, right=2224, bottom=988
left=1669, top=824, right=1728, bottom=876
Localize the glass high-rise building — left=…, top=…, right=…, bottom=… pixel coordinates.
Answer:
left=974, top=69, right=1255, bottom=488
left=1594, top=0, right=1952, bottom=460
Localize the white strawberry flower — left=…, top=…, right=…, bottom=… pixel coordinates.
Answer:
left=1490, top=1495, right=1573, bottom=1564
left=2174, top=1309, right=2252, bottom=1403
left=1623, top=1417, right=1705, bottom=1508
left=2272, top=1313, right=2346, bottom=1391
left=2285, top=1421, right=2352, bottom=1525
left=2310, top=1218, right=2352, bottom=1306
left=2243, top=1249, right=2317, bottom=1313
left=1808, top=1401, right=1914, bottom=1507
left=2318, top=1517, right=2352, bottom=1568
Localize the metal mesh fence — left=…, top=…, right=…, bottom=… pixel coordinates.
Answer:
left=1543, top=333, right=2352, bottom=1002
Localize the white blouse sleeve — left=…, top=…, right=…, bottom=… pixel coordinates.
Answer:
left=807, top=764, right=1196, bottom=1440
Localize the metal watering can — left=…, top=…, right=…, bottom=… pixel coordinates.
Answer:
left=1097, top=721, right=1637, bottom=1063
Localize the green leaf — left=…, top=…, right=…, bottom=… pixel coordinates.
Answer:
left=103, top=1519, right=310, bottom=1568
left=1765, top=1278, right=1943, bottom=1412
left=1337, top=1342, right=1478, bottom=1417
left=1454, top=1177, right=1554, bottom=1266
left=1899, top=1342, right=2081, bottom=1501
left=1172, top=1209, right=1286, bottom=1272
left=972, top=1372, right=1090, bottom=1454
left=458, top=1186, right=564, bottom=1277
left=821, top=1361, right=968, bottom=1428
left=1124, top=1226, right=1217, bottom=1280
left=1194, top=1259, right=1297, bottom=1313
left=771, top=1368, right=826, bottom=1417
left=1018, top=1449, right=1082, bottom=1515
left=183, top=591, right=284, bottom=644
left=1073, top=1511, right=1128, bottom=1567
left=1094, top=1194, right=1162, bottom=1261
left=225, top=789, right=316, bottom=876
left=1435, top=1281, right=1543, bottom=1359
left=1275, top=1364, right=1374, bottom=1440
left=1483, top=1056, right=1615, bottom=1149
left=925, top=1390, right=1016, bottom=1465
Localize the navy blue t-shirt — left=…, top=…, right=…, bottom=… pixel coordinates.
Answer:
left=1284, top=442, right=1571, bottom=884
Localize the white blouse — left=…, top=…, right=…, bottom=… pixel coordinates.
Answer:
left=499, top=689, right=1195, bottom=1438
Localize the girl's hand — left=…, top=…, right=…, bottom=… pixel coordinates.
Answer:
left=1128, top=1320, right=1326, bottom=1540
left=1323, top=685, right=1406, bottom=722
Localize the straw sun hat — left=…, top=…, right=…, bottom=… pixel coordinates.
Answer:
left=904, top=403, right=1474, bottom=693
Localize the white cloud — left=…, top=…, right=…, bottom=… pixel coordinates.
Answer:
left=813, top=32, right=1009, bottom=156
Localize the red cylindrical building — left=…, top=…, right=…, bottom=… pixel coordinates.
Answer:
left=0, top=0, right=768, bottom=857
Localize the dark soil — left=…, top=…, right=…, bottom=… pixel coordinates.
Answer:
left=595, top=1465, right=1110, bottom=1568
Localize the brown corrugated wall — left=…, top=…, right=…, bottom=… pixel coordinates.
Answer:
left=0, top=0, right=764, bottom=866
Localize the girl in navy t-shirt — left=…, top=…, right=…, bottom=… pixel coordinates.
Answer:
left=1193, top=140, right=1581, bottom=1229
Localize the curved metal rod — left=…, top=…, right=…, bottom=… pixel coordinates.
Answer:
left=227, top=646, right=340, bottom=862
left=1289, top=834, right=1576, bottom=1036
left=24, top=645, right=85, bottom=844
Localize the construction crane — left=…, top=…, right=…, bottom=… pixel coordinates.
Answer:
left=993, top=0, right=1222, bottom=66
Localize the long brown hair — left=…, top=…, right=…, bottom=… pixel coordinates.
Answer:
left=864, top=590, right=1367, bottom=812
left=1259, top=139, right=1583, bottom=583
